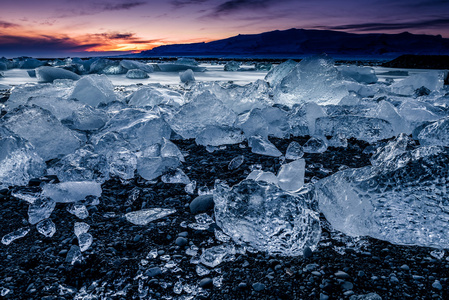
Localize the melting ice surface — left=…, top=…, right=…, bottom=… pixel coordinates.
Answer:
left=1, top=55, right=449, bottom=256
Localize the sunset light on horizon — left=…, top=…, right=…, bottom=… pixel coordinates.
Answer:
left=1, top=0, right=449, bottom=58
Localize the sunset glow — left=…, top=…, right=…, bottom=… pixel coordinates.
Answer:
left=1, top=0, right=449, bottom=57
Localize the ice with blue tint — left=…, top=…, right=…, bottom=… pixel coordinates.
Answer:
left=214, top=180, right=321, bottom=256
left=70, top=74, right=117, bottom=107
left=35, top=66, right=80, bottom=83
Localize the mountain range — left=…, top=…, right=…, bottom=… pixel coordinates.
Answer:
left=130, top=28, right=449, bottom=59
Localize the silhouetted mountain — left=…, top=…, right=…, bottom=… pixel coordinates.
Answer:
left=132, top=28, right=449, bottom=59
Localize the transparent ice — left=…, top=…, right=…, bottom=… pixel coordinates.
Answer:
left=125, top=208, right=176, bottom=225
left=195, top=126, right=245, bottom=147
left=316, top=145, right=449, bottom=248
left=36, top=219, right=56, bottom=237
left=70, top=74, right=117, bottom=107
left=42, top=181, right=102, bottom=203
left=214, top=180, right=321, bottom=256
left=1, top=227, right=30, bottom=245
left=285, top=141, right=304, bottom=160
left=302, top=136, right=328, bottom=154
left=200, top=244, right=236, bottom=268
left=228, top=155, right=244, bottom=170
left=28, top=197, right=56, bottom=224
left=74, top=222, right=90, bottom=237
left=67, top=204, right=89, bottom=219
left=277, top=159, right=306, bottom=192
left=126, top=69, right=149, bottom=79
left=248, top=136, right=282, bottom=157
left=180, top=69, right=195, bottom=83
left=35, top=66, right=80, bottom=83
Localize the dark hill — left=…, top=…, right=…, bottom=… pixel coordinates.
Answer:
left=133, top=28, right=449, bottom=59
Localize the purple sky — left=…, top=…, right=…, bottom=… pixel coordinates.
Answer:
left=1, top=0, right=448, bottom=57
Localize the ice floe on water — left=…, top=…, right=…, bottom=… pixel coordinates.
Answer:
left=1, top=54, right=449, bottom=261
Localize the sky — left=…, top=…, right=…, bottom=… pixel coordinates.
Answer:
left=1, top=0, right=449, bottom=57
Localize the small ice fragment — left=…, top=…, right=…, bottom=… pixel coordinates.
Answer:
left=430, top=249, right=445, bottom=260
left=66, top=245, right=83, bottom=265
left=185, top=180, right=197, bottom=194
left=196, top=264, right=211, bottom=276
left=161, top=168, right=190, bottom=184
left=67, top=204, right=89, bottom=219
left=74, top=222, right=90, bottom=237
left=277, top=159, right=306, bottom=192
left=126, top=69, right=149, bottom=79
left=302, top=136, right=328, bottom=153
left=186, top=245, right=199, bottom=256
left=1, top=287, right=11, bottom=296
left=248, top=136, right=282, bottom=157
left=214, top=229, right=231, bottom=243
left=28, top=197, right=56, bottom=225
left=180, top=69, right=195, bottom=83
left=188, top=213, right=214, bottom=230
left=1, top=227, right=30, bottom=245
left=147, top=249, right=159, bottom=259
left=228, top=155, right=244, bottom=170
left=125, top=208, right=176, bottom=225
left=36, top=219, right=56, bottom=237
left=161, top=138, right=185, bottom=162
left=77, top=233, right=93, bottom=252
left=173, top=281, right=183, bottom=294
left=285, top=141, right=304, bottom=160
left=246, top=170, right=280, bottom=185
left=200, top=244, right=236, bottom=268
left=125, top=187, right=140, bottom=206
left=42, top=181, right=102, bottom=203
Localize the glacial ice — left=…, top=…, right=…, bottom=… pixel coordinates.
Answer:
left=120, top=60, right=154, bottom=73
left=77, top=233, right=93, bottom=252
left=228, top=155, right=244, bottom=170
left=274, top=55, right=349, bottom=106
left=36, top=219, right=56, bottom=237
left=89, top=58, right=126, bottom=75
left=168, top=91, right=237, bottom=139
left=70, top=75, right=117, bottom=106
left=74, top=222, right=90, bottom=237
left=19, top=58, right=44, bottom=69
left=67, top=204, right=89, bottom=219
left=161, top=168, right=190, bottom=184
left=125, top=208, right=176, bottom=225
left=417, top=117, right=449, bottom=147
left=137, top=156, right=180, bottom=181
left=1, top=227, right=30, bottom=245
left=264, top=59, right=297, bottom=87
left=35, top=66, right=80, bottom=83
left=127, top=86, right=184, bottom=108
left=0, top=106, right=83, bottom=161
left=339, top=65, right=378, bottom=84
left=246, top=170, right=280, bottom=185
left=98, top=108, right=172, bottom=150
left=224, top=61, right=241, bottom=71
left=126, top=69, right=149, bottom=79
left=285, top=141, right=304, bottom=160
left=42, top=181, right=102, bottom=203
left=239, top=106, right=290, bottom=140
left=0, top=126, right=46, bottom=188
left=248, top=136, right=282, bottom=157
left=315, top=116, right=395, bottom=143
left=195, top=126, right=245, bottom=147
left=277, top=159, right=305, bottom=192
left=302, top=136, right=328, bottom=154
left=200, top=244, right=236, bottom=267
left=316, top=143, right=449, bottom=248
left=391, top=71, right=444, bottom=95
left=214, top=180, right=321, bottom=256
left=28, top=197, right=56, bottom=224
left=180, top=69, right=195, bottom=83
left=288, top=102, right=327, bottom=137
left=7, top=82, right=73, bottom=110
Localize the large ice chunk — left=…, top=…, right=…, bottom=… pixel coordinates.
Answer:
left=214, top=180, right=321, bottom=256
left=137, top=156, right=180, bottom=181
left=19, top=58, right=44, bottom=69
left=1, top=106, right=83, bottom=160
left=288, top=103, right=327, bottom=137
left=98, top=108, right=171, bottom=150
left=315, top=145, right=449, bottom=248
left=367, top=101, right=409, bottom=135
left=28, top=197, right=56, bottom=225
left=273, top=55, right=348, bottom=106
left=239, top=106, right=290, bottom=140
left=339, top=65, right=377, bottom=84
left=120, top=60, right=154, bottom=73
left=0, top=126, right=45, bottom=188
left=7, top=82, right=73, bottom=110
left=1, top=227, right=30, bottom=245
left=391, top=71, right=444, bottom=95
left=126, top=69, right=149, bottom=79
left=35, top=66, right=80, bottom=83
left=195, top=126, right=245, bottom=147
left=168, top=91, right=237, bottom=139
left=88, top=58, right=125, bottom=75
left=42, top=181, right=102, bottom=203
left=264, top=59, right=298, bottom=87
left=70, top=75, right=117, bottom=106
left=418, top=117, right=449, bottom=147
left=47, top=146, right=109, bottom=182
left=315, top=116, right=395, bottom=143
left=127, top=86, right=184, bottom=108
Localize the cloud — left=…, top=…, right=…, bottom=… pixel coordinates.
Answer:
left=54, top=1, right=148, bottom=18
left=205, top=0, right=278, bottom=18
left=320, top=18, right=449, bottom=32
left=0, top=20, right=20, bottom=28
left=88, top=31, right=160, bottom=44
left=171, top=0, right=209, bottom=8
left=100, top=1, right=147, bottom=11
